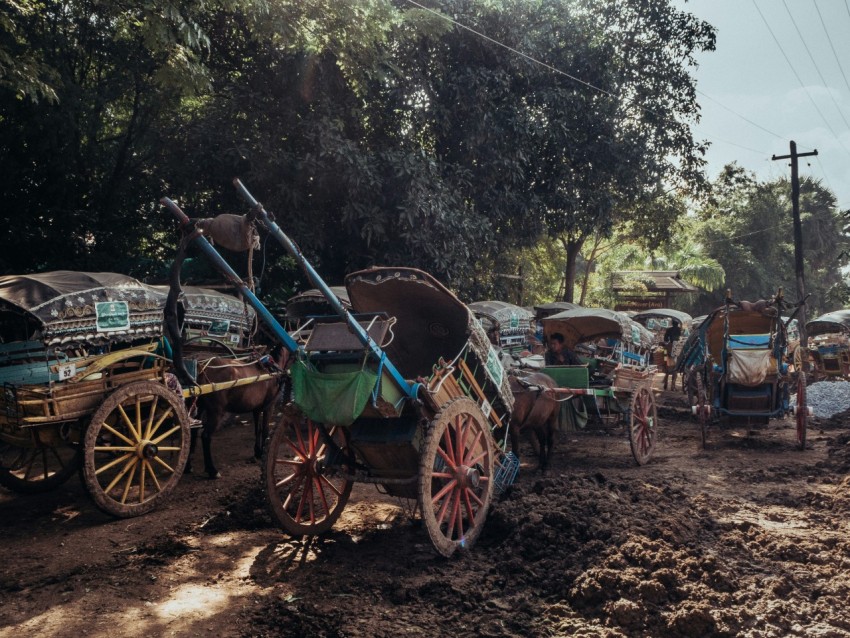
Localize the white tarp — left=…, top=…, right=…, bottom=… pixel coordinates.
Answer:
left=728, top=349, right=776, bottom=386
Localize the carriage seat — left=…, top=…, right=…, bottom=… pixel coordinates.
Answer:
left=303, top=314, right=391, bottom=361
left=541, top=365, right=589, bottom=389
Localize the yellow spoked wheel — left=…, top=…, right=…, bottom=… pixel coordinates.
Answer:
left=0, top=430, right=81, bottom=494
left=83, top=381, right=189, bottom=517
left=419, top=397, right=495, bottom=558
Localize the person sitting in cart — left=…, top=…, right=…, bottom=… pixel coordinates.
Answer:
left=545, top=332, right=581, bottom=366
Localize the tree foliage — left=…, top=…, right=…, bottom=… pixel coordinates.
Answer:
left=695, top=164, right=850, bottom=315
left=16, top=0, right=835, bottom=322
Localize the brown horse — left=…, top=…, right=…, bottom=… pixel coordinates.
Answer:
left=508, top=371, right=561, bottom=473
left=188, top=345, right=288, bottom=479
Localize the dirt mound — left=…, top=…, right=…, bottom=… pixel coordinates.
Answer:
left=3, top=392, right=850, bottom=637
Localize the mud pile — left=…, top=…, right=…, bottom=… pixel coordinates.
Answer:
left=246, top=466, right=850, bottom=638
left=482, top=474, right=850, bottom=637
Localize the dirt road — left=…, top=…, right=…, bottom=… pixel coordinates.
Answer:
left=1, top=389, right=849, bottom=637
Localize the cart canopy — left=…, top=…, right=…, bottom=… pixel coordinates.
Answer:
left=285, top=286, right=351, bottom=319
left=345, top=267, right=514, bottom=413
left=149, top=284, right=256, bottom=340
left=806, top=310, right=850, bottom=338
left=541, top=307, right=654, bottom=350
left=346, top=267, right=476, bottom=379
left=468, top=300, right=534, bottom=336
left=0, top=271, right=166, bottom=347
left=701, top=307, right=786, bottom=361
left=533, top=301, right=580, bottom=320
left=631, top=308, right=693, bottom=328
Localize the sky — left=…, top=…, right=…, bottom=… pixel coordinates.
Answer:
left=671, top=0, right=850, bottom=209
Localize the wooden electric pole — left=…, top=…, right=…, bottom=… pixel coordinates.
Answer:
left=772, top=140, right=817, bottom=349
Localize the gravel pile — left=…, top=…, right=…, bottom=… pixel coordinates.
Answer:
left=793, top=380, right=850, bottom=418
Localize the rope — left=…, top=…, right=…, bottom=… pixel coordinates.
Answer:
left=199, top=355, right=263, bottom=371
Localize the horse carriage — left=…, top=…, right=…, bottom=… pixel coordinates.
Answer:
left=805, top=310, right=850, bottom=382
left=0, top=271, right=282, bottom=515
left=685, top=295, right=808, bottom=449
left=468, top=300, right=536, bottom=355
left=632, top=308, right=692, bottom=389
left=163, top=180, right=516, bottom=557
left=0, top=271, right=192, bottom=513
left=522, top=307, right=659, bottom=465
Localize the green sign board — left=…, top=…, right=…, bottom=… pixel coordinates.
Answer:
left=485, top=345, right=504, bottom=387
left=95, top=301, right=130, bottom=332
left=207, top=319, right=231, bottom=336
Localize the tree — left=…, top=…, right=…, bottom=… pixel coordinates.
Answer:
left=0, top=0, right=227, bottom=275
left=696, top=164, right=850, bottom=315
left=528, top=0, right=715, bottom=301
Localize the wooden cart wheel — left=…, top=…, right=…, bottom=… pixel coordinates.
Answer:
left=263, top=405, right=353, bottom=536
left=0, top=433, right=81, bottom=493
left=419, top=397, right=495, bottom=558
left=796, top=374, right=807, bottom=450
left=628, top=386, right=657, bottom=466
left=792, top=345, right=804, bottom=379
left=696, top=370, right=708, bottom=449
left=83, top=380, right=190, bottom=517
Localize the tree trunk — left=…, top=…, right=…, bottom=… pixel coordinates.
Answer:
left=579, top=235, right=605, bottom=306
left=560, top=237, right=584, bottom=303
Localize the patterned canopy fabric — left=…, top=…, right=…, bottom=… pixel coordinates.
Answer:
left=468, top=300, right=534, bottom=336
left=0, top=272, right=254, bottom=348
left=631, top=308, right=693, bottom=327
left=0, top=271, right=166, bottom=347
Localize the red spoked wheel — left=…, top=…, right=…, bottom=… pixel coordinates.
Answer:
left=419, top=397, right=494, bottom=557
left=628, top=385, right=657, bottom=466
left=796, top=374, right=807, bottom=451
left=264, top=405, right=353, bottom=536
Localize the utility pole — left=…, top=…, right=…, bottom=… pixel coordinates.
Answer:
left=772, top=140, right=817, bottom=349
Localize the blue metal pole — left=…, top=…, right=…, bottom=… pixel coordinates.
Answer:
left=160, top=197, right=301, bottom=354
left=232, top=179, right=418, bottom=399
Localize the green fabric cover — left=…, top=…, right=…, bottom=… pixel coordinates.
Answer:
left=291, top=360, right=378, bottom=426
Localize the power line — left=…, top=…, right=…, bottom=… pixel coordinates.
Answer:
left=703, top=135, right=769, bottom=156
left=813, top=0, right=850, bottom=93
left=781, top=0, right=850, bottom=131
left=695, top=89, right=784, bottom=140
left=812, top=156, right=849, bottom=211
left=753, top=0, right=850, bottom=159
left=401, top=0, right=771, bottom=157
left=701, top=220, right=794, bottom=246
left=402, top=0, right=620, bottom=101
